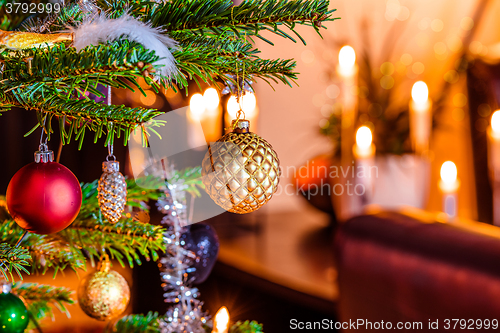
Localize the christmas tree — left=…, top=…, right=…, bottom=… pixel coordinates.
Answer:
left=0, top=0, right=336, bottom=332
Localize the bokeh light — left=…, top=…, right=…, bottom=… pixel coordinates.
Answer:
left=356, top=126, right=373, bottom=149
left=189, top=93, right=205, bottom=117
left=440, top=161, right=457, bottom=184
left=339, top=46, right=356, bottom=69
left=203, top=88, right=220, bottom=110
left=411, top=81, right=429, bottom=104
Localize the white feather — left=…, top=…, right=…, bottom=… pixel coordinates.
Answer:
left=71, top=14, right=178, bottom=79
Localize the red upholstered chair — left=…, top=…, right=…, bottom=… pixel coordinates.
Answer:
left=335, top=210, right=500, bottom=332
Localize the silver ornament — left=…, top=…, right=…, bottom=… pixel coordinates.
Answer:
left=98, top=161, right=127, bottom=223
left=221, top=74, right=254, bottom=95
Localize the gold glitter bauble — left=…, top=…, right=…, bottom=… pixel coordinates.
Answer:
left=77, top=261, right=130, bottom=321
left=98, top=161, right=127, bottom=224
left=202, top=119, right=280, bottom=214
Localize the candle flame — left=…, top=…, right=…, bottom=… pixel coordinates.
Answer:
left=411, top=81, right=429, bottom=105
left=190, top=93, right=205, bottom=118
left=356, top=126, right=373, bottom=149
left=440, top=161, right=457, bottom=185
left=241, top=92, right=257, bottom=114
left=203, top=88, right=220, bottom=110
left=214, top=306, right=229, bottom=332
left=227, top=93, right=257, bottom=118
left=491, top=110, right=500, bottom=134
left=339, top=45, right=356, bottom=70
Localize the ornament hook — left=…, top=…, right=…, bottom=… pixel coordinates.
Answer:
left=106, top=143, right=116, bottom=162
left=106, top=86, right=116, bottom=162
left=35, top=116, right=54, bottom=163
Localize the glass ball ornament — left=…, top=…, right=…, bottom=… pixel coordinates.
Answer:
left=6, top=145, right=82, bottom=234
left=77, top=260, right=130, bottom=321
left=0, top=283, right=29, bottom=333
left=181, top=223, right=219, bottom=284
left=202, top=119, right=280, bottom=214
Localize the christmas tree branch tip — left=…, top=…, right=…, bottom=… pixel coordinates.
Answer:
left=111, top=312, right=161, bottom=333
left=0, top=243, right=31, bottom=281
left=12, top=282, right=74, bottom=321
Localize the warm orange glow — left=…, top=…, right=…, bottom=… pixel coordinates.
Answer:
left=227, top=96, right=239, bottom=118
left=213, top=306, right=229, bottom=333
left=440, top=161, right=458, bottom=185
left=411, top=81, right=429, bottom=105
left=356, top=126, right=373, bottom=150
left=491, top=110, right=500, bottom=134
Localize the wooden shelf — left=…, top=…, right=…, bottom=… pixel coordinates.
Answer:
left=213, top=207, right=338, bottom=306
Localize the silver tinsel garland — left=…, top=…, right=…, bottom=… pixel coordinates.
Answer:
left=157, top=170, right=211, bottom=333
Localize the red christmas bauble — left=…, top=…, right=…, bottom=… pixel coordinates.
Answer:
left=6, top=161, right=82, bottom=234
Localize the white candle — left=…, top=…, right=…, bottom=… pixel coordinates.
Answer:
left=188, top=93, right=207, bottom=146
left=189, top=89, right=222, bottom=143
left=337, top=46, right=358, bottom=221
left=212, top=306, right=229, bottom=333
left=353, top=126, right=376, bottom=204
left=439, top=161, right=460, bottom=219
left=203, top=88, right=222, bottom=142
left=410, top=81, right=432, bottom=155
left=337, top=46, right=358, bottom=160
left=488, top=110, right=500, bottom=225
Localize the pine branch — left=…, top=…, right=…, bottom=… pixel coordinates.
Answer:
left=230, top=321, right=264, bottom=333
left=58, top=178, right=164, bottom=268
left=0, top=41, right=167, bottom=147
left=172, top=31, right=259, bottom=57
left=174, top=43, right=297, bottom=89
left=12, top=282, right=74, bottom=320
left=0, top=219, right=86, bottom=275
left=1, top=94, right=164, bottom=149
left=0, top=41, right=164, bottom=94
left=142, top=0, right=336, bottom=45
left=111, top=312, right=161, bottom=333
left=0, top=242, right=31, bottom=280
left=62, top=216, right=164, bottom=268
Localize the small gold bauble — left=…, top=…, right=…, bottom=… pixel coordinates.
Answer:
left=202, top=119, right=280, bottom=214
left=77, top=261, right=130, bottom=321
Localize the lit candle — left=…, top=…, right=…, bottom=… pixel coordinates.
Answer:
left=226, top=92, right=259, bottom=132
left=189, top=89, right=222, bottom=143
left=487, top=110, right=500, bottom=225
left=337, top=46, right=358, bottom=162
left=188, top=93, right=207, bottom=146
left=439, top=161, right=460, bottom=219
left=212, top=306, right=230, bottom=333
left=338, top=45, right=357, bottom=77
left=409, top=81, right=432, bottom=155
left=203, top=88, right=222, bottom=142
left=353, top=126, right=376, bottom=204
left=337, top=46, right=358, bottom=221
